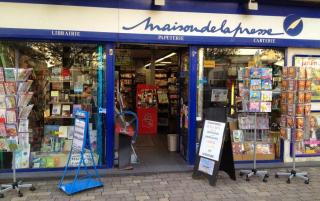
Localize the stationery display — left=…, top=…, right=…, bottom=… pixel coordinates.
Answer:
left=276, top=66, right=310, bottom=184
left=237, top=67, right=273, bottom=182
left=0, top=67, right=35, bottom=198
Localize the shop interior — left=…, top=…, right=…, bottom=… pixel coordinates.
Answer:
left=114, top=44, right=189, bottom=169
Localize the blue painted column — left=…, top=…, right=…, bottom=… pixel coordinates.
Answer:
left=106, top=43, right=115, bottom=168
left=188, top=46, right=198, bottom=165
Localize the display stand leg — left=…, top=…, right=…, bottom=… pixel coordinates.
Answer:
left=239, top=113, right=269, bottom=182
left=275, top=138, right=309, bottom=184
left=0, top=152, right=35, bottom=198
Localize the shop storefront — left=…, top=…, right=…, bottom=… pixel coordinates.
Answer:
left=0, top=0, right=320, bottom=172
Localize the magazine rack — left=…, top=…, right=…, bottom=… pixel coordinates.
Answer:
left=0, top=64, right=35, bottom=198
left=275, top=66, right=309, bottom=184
left=239, top=112, right=269, bottom=182
left=58, top=110, right=103, bottom=195
left=0, top=152, right=35, bottom=198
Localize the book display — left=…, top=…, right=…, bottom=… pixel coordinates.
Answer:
left=119, top=70, right=135, bottom=110
left=237, top=67, right=273, bottom=182
left=276, top=66, right=310, bottom=184
left=0, top=66, right=35, bottom=198
left=156, top=70, right=169, bottom=129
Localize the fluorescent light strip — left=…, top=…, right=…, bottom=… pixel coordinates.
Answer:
left=144, top=52, right=176, bottom=68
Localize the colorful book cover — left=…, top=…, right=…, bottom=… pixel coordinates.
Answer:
left=250, top=79, right=261, bottom=90
left=5, top=82, right=16, bottom=95
left=0, top=124, right=6, bottom=137
left=260, top=102, right=272, bottom=112
left=18, top=92, right=33, bottom=107
left=250, top=91, right=261, bottom=101
left=233, top=130, right=244, bottom=143
left=17, top=68, right=32, bottom=81
left=0, top=109, right=5, bottom=123
left=52, top=104, right=61, bottom=116
left=72, top=104, right=82, bottom=116
left=261, top=79, right=272, bottom=90
left=61, top=104, right=71, bottom=117
left=15, top=144, right=30, bottom=168
left=18, top=119, right=29, bottom=133
left=58, top=126, right=68, bottom=138
left=261, top=68, right=272, bottom=79
left=0, top=67, right=4, bottom=82
left=261, top=91, right=272, bottom=101
left=0, top=96, right=6, bottom=108
left=0, top=83, right=5, bottom=95
left=5, top=96, right=16, bottom=108
left=6, top=109, right=16, bottom=124
left=19, top=104, right=33, bottom=119
left=6, top=124, right=17, bottom=137
left=17, top=80, right=33, bottom=94
left=4, top=68, right=16, bottom=81
left=249, top=102, right=260, bottom=112
left=250, top=68, right=261, bottom=79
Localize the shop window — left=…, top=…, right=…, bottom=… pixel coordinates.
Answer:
left=0, top=42, right=105, bottom=169
left=196, top=48, right=284, bottom=161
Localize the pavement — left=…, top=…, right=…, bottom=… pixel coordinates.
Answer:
left=1, top=166, right=320, bottom=201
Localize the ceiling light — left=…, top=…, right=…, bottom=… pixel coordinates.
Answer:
left=144, top=52, right=176, bottom=68
left=247, top=0, right=258, bottom=10
left=160, top=61, right=172, bottom=64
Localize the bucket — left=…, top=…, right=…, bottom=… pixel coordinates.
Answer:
left=167, top=134, right=178, bottom=152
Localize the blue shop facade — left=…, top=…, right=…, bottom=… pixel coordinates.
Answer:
left=0, top=0, right=320, bottom=172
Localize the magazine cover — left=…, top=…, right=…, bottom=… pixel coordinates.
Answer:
left=260, top=102, right=272, bottom=112
left=18, top=119, right=29, bottom=133
left=0, top=109, right=5, bottom=123
left=250, top=79, right=261, bottom=90
left=17, top=80, right=33, bottom=94
left=233, top=130, right=244, bottom=142
left=0, top=67, right=4, bottom=81
left=260, top=68, right=272, bottom=79
left=249, top=102, right=260, bottom=112
left=4, top=82, right=16, bottom=95
left=0, top=138, right=8, bottom=151
left=250, top=91, right=261, bottom=101
left=6, top=124, right=17, bottom=137
left=250, top=68, right=261, bottom=79
left=6, top=109, right=16, bottom=124
left=4, top=68, right=16, bottom=81
left=18, top=92, right=33, bottom=107
left=5, top=96, right=16, bottom=108
left=15, top=144, right=30, bottom=168
left=19, top=104, right=33, bottom=119
left=261, top=79, right=272, bottom=90
left=261, top=91, right=272, bottom=101
left=0, top=96, right=6, bottom=108
left=17, top=68, right=32, bottom=81
left=0, top=124, right=6, bottom=136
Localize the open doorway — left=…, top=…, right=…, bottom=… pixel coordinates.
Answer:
left=114, top=44, right=189, bottom=170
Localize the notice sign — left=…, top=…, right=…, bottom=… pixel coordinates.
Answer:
left=199, top=120, right=225, bottom=161
left=198, top=157, right=215, bottom=175
left=73, top=118, right=85, bottom=151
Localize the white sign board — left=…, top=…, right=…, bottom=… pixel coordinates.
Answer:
left=199, top=120, right=225, bottom=161
left=72, top=118, right=85, bottom=151
left=294, top=56, right=320, bottom=68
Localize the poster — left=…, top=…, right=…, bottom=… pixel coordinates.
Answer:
left=301, top=112, right=320, bottom=155
left=198, top=157, right=215, bottom=175
left=211, top=89, right=228, bottom=102
left=72, top=119, right=85, bottom=151
left=199, top=120, right=225, bottom=161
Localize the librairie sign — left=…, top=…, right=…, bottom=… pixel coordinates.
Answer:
left=0, top=2, right=320, bottom=46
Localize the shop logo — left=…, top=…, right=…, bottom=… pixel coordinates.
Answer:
left=283, top=14, right=303, bottom=36
left=123, top=17, right=284, bottom=38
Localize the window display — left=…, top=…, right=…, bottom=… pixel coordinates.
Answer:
left=197, top=48, right=284, bottom=161
left=0, top=42, right=105, bottom=169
